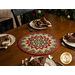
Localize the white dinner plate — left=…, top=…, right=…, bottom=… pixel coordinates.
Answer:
left=62, top=33, right=75, bottom=47
left=29, top=20, right=48, bottom=30
left=0, top=34, right=16, bottom=49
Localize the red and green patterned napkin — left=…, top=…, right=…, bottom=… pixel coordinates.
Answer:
left=0, top=35, right=8, bottom=46
left=23, top=56, right=47, bottom=66
left=64, top=33, right=75, bottom=42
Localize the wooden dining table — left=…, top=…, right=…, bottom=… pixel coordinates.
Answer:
left=0, top=14, right=75, bottom=66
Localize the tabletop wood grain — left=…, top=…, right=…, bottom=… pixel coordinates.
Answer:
left=0, top=14, right=75, bottom=66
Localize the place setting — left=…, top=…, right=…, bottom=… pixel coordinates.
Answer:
left=21, top=52, right=72, bottom=66
left=24, top=17, right=52, bottom=32
left=61, top=33, right=75, bottom=50
left=0, top=34, right=16, bottom=49
left=22, top=56, right=57, bottom=66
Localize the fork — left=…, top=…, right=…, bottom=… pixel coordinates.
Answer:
left=48, top=55, right=64, bottom=66
left=24, top=25, right=38, bottom=32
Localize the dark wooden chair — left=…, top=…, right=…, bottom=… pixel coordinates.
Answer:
left=11, top=9, right=38, bottom=27
left=0, top=18, right=13, bottom=33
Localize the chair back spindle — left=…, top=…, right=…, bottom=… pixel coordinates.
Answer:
left=11, top=9, right=38, bottom=27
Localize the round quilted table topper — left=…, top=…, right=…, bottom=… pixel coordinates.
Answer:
left=18, top=32, right=60, bottom=55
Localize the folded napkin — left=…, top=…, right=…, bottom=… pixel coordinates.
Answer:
left=22, top=56, right=46, bottom=66
left=33, top=17, right=52, bottom=28
left=64, top=33, right=75, bottom=43
left=0, top=35, right=11, bottom=49
left=0, top=35, right=8, bottom=44
left=42, top=17, right=52, bottom=27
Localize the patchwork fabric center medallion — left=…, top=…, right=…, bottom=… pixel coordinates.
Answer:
left=18, top=32, right=60, bottom=55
